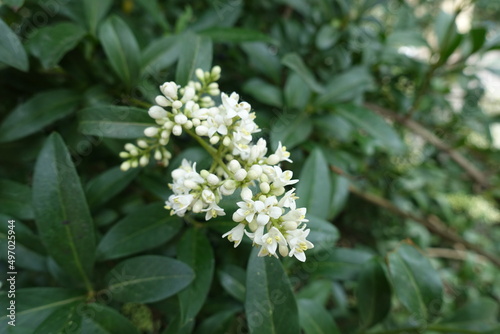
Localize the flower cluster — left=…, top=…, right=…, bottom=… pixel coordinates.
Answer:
left=120, top=66, right=314, bottom=261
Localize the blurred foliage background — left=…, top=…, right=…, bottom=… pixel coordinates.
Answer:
left=0, top=0, right=500, bottom=333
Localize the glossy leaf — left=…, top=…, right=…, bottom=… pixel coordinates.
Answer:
left=387, top=243, right=443, bottom=321
left=176, top=31, right=213, bottom=86
left=135, top=0, right=169, bottom=30
left=105, top=255, right=194, bottom=303
left=329, top=173, right=349, bottom=220
left=27, top=22, right=86, bottom=69
left=218, top=264, right=246, bottom=302
left=141, top=35, right=180, bottom=72
left=178, top=229, right=215, bottom=324
left=270, top=111, right=313, bottom=151
left=79, top=106, right=155, bottom=139
left=0, top=18, right=28, bottom=71
left=298, top=299, right=340, bottom=334
left=356, top=259, right=391, bottom=329
left=195, top=309, right=240, bottom=334
left=83, top=0, right=113, bottom=35
left=284, top=73, right=311, bottom=110
left=0, top=288, right=85, bottom=331
left=315, top=25, right=339, bottom=50
left=0, top=179, right=34, bottom=220
left=306, top=215, right=339, bottom=254
left=438, top=298, right=499, bottom=331
left=32, top=133, right=95, bottom=285
left=0, top=89, right=80, bottom=143
left=85, top=166, right=139, bottom=210
left=96, top=203, right=182, bottom=261
left=309, top=248, right=374, bottom=281
left=296, top=149, right=331, bottom=220
left=98, top=15, right=141, bottom=87
left=81, top=303, right=139, bottom=334
left=243, top=78, right=283, bottom=108
left=282, top=53, right=324, bottom=93
left=245, top=250, right=300, bottom=334
left=241, top=42, right=281, bottom=83
left=34, top=303, right=82, bottom=334
left=315, top=67, right=372, bottom=106
left=199, top=27, right=272, bottom=43
left=335, top=104, right=404, bottom=154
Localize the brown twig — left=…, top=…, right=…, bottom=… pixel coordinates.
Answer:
left=365, top=103, right=489, bottom=188
left=348, top=184, right=500, bottom=268
left=426, top=247, right=488, bottom=263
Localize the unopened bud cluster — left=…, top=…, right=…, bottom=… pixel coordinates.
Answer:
left=120, top=66, right=313, bottom=261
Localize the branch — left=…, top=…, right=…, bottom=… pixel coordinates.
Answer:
left=365, top=103, right=489, bottom=188
left=348, top=184, right=500, bottom=268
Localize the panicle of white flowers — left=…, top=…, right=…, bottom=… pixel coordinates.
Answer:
left=120, top=66, right=314, bottom=261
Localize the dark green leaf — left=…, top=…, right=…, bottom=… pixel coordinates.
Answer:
left=315, top=25, right=339, bottom=50
left=34, top=303, right=82, bottom=334
left=195, top=309, right=240, bottom=334
left=329, top=174, right=349, bottom=220
left=81, top=303, right=139, bottom=334
left=0, top=179, right=33, bottom=220
left=270, top=112, right=313, bottom=151
left=176, top=31, right=213, bottom=86
left=313, top=113, right=353, bottom=142
left=83, top=0, right=113, bottom=35
left=387, top=243, right=443, bottom=321
left=96, top=203, right=182, bottom=261
left=243, top=78, right=283, bottom=108
left=0, top=288, right=85, bottom=331
left=178, top=228, right=215, bottom=324
left=98, top=15, right=141, bottom=88
left=199, top=27, right=272, bottom=43
left=85, top=166, right=139, bottom=210
left=141, top=35, right=180, bottom=72
left=282, top=53, right=324, bottom=93
left=335, top=104, right=404, bottom=154
left=245, top=250, right=300, bottom=334
left=2, top=0, right=25, bottom=7
left=0, top=18, right=28, bottom=71
left=241, top=42, right=281, bottom=83
left=0, top=89, right=80, bottom=143
left=33, top=133, right=95, bottom=285
left=309, top=248, right=374, bottom=280
left=27, top=22, right=86, bottom=69
left=218, top=264, right=246, bottom=302
left=315, top=67, right=372, bottom=105
left=386, top=31, right=428, bottom=47
left=296, top=280, right=332, bottom=306
left=135, top=0, right=169, bottom=30
left=306, top=215, right=339, bottom=254
left=296, top=149, right=331, bottom=220
left=438, top=298, right=499, bottom=331
left=356, top=259, right=391, bottom=329
left=105, top=255, right=194, bottom=303
left=298, top=299, right=340, bottom=334
left=79, top=106, right=155, bottom=139
left=284, top=73, right=311, bottom=110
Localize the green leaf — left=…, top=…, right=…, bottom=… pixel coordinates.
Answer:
left=306, top=215, right=339, bottom=254
left=141, top=35, right=180, bottom=72
left=270, top=111, right=313, bottom=151
left=218, top=264, right=246, bottom=302
left=282, top=53, right=324, bottom=93
left=0, top=89, right=81, bottom=143
left=309, top=248, right=374, bottom=280
left=387, top=243, right=443, bottom=321
left=195, top=309, right=240, bottom=334
left=83, top=0, right=113, bottom=35
left=241, top=42, right=282, bottom=83
left=0, top=18, right=28, bottom=71
left=296, top=280, right=332, bottom=306
left=32, top=133, right=95, bottom=287
left=98, top=15, right=141, bottom=88
left=135, top=0, right=169, bottom=30
left=96, top=203, right=182, bottom=261
left=81, top=303, right=139, bottom=334
left=34, top=303, right=82, bottom=334
left=176, top=31, right=213, bottom=86
left=386, top=31, right=429, bottom=47
left=329, top=174, right=349, bottom=220
left=79, top=105, right=155, bottom=139
left=356, top=259, right=391, bottom=329
left=243, top=78, right=283, bottom=108
left=315, top=67, right=372, bottom=106
left=199, top=27, right=272, bottom=43
left=85, top=166, right=139, bottom=210
left=438, top=298, right=499, bottom=331
left=27, top=22, right=86, bottom=69
left=245, top=250, right=300, bottom=334
left=178, top=228, right=215, bottom=325
left=0, top=179, right=34, bottom=220
left=298, top=299, right=340, bottom=334
left=296, top=149, right=331, bottom=220
left=2, top=0, right=25, bottom=7
left=335, top=104, right=404, bottom=154
left=105, top=255, right=194, bottom=303
left=284, top=73, right=311, bottom=110
left=0, top=288, right=85, bottom=331
left=315, top=25, right=339, bottom=50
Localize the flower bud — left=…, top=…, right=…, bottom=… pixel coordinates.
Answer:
left=232, top=211, right=245, bottom=222
left=279, top=244, right=289, bottom=257
left=195, top=125, right=208, bottom=136
left=184, top=179, right=198, bottom=189
left=282, top=221, right=298, bottom=230
left=174, top=114, right=188, bottom=124
left=182, top=87, right=196, bottom=102
left=196, top=68, right=205, bottom=81
left=137, top=140, right=148, bottom=148
left=234, top=168, right=247, bottom=181
left=172, top=100, right=183, bottom=109
left=139, top=155, right=149, bottom=166
left=120, top=161, right=131, bottom=171
left=148, top=106, right=167, bottom=119
left=266, top=154, right=280, bottom=165
left=160, top=81, right=177, bottom=98
left=200, top=169, right=210, bottom=178
left=144, top=126, right=159, bottom=137
left=119, top=152, right=129, bottom=158
left=172, top=124, right=182, bottom=136
left=222, top=136, right=231, bottom=146
left=185, top=120, right=193, bottom=129
left=155, top=95, right=171, bottom=107
left=228, top=160, right=241, bottom=172
left=248, top=220, right=258, bottom=232
left=125, top=143, right=136, bottom=151
left=207, top=174, right=220, bottom=185
left=210, top=136, right=220, bottom=145
left=224, top=179, right=236, bottom=190
left=154, top=150, right=162, bottom=160
left=240, top=187, right=252, bottom=201
left=260, top=182, right=270, bottom=194
left=192, top=118, right=201, bottom=126
left=131, top=160, right=138, bottom=168
left=272, top=186, right=285, bottom=196
left=192, top=200, right=203, bottom=213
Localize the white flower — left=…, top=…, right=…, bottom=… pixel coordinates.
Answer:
left=286, top=226, right=314, bottom=262
left=235, top=199, right=258, bottom=223
left=281, top=208, right=308, bottom=223
left=270, top=166, right=298, bottom=187
left=203, top=202, right=225, bottom=220
left=254, top=196, right=283, bottom=225
left=222, top=223, right=245, bottom=247
left=260, top=227, right=287, bottom=257
left=160, top=81, right=178, bottom=99
left=245, top=225, right=265, bottom=245
left=274, top=142, right=292, bottom=163
left=279, top=188, right=298, bottom=209
left=165, top=194, right=194, bottom=216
